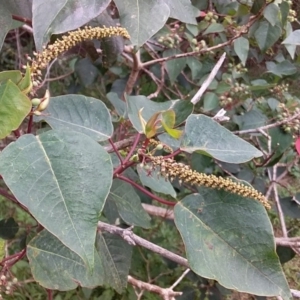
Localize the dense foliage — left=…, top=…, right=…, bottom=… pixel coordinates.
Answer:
left=0, top=0, right=300, bottom=299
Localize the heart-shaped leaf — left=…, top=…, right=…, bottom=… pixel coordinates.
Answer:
left=0, top=130, right=113, bottom=269
left=34, top=95, right=113, bottom=141
left=174, top=188, right=291, bottom=299
left=181, top=114, right=262, bottom=163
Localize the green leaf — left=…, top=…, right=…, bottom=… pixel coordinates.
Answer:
left=0, top=239, right=4, bottom=261
left=107, top=179, right=151, bottom=228
left=282, top=29, right=300, bottom=45
left=32, top=0, right=111, bottom=50
left=279, top=195, right=300, bottom=219
left=34, top=95, right=113, bottom=141
left=0, top=80, right=32, bottom=139
left=17, top=64, right=32, bottom=94
left=115, top=0, right=170, bottom=47
left=186, top=57, right=202, bottom=80
left=75, top=58, right=99, bottom=87
left=164, top=49, right=186, bottom=84
left=158, top=132, right=182, bottom=151
left=172, top=100, right=194, bottom=126
left=0, top=5, right=13, bottom=51
left=233, top=36, right=249, bottom=66
left=0, top=130, right=113, bottom=269
left=127, top=95, right=173, bottom=133
left=107, top=92, right=127, bottom=118
left=0, top=217, right=19, bottom=240
left=27, top=229, right=106, bottom=291
left=266, top=60, right=297, bottom=77
left=137, top=164, right=176, bottom=198
left=283, top=23, right=296, bottom=59
left=203, top=92, right=219, bottom=112
left=232, top=110, right=267, bottom=130
left=203, top=23, right=225, bottom=35
left=0, top=70, right=22, bottom=85
left=263, top=3, right=280, bottom=26
left=162, top=0, right=197, bottom=24
left=174, top=189, right=291, bottom=299
left=96, top=231, right=133, bottom=293
left=181, top=114, right=262, bottom=163
left=254, top=20, right=282, bottom=52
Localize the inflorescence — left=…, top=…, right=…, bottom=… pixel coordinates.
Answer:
left=28, top=26, right=130, bottom=86
left=149, top=156, right=270, bottom=209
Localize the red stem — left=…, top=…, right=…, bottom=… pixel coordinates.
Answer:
left=123, top=133, right=141, bottom=165
left=118, top=175, right=175, bottom=206
left=12, top=14, right=32, bottom=26
left=27, top=114, right=33, bottom=133
left=109, top=138, right=124, bottom=163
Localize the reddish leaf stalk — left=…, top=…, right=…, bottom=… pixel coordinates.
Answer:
left=117, top=174, right=175, bottom=207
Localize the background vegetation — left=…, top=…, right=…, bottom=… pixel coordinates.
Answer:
left=0, top=0, right=300, bottom=299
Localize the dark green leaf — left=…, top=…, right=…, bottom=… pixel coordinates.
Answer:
left=107, top=92, right=127, bottom=118
left=164, top=49, right=186, bottom=84
left=181, top=114, right=262, bottom=163
left=234, top=36, right=249, bottom=66
left=32, top=0, right=111, bottom=50
left=266, top=60, right=297, bottom=77
left=203, top=23, right=224, bottom=35
left=34, top=95, right=113, bottom=141
left=96, top=231, right=133, bottom=293
left=0, top=80, right=32, bottom=139
left=174, top=189, right=291, bottom=298
left=203, top=92, right=219, bottom=112
left=0, top=130, right=113, bottom=269
left=276, top=245, right=296, bottom=264
left=107, top=179, right=151, bottom=228
left=127, top=95, right=173, bottom=133
left=233, top=110, right=267, bottom=130
left=75, top=58, right=99, bottom=87
left=162, top=0, right=197, bottom=24
left=137, top=164, right=176, bottom=198
left=27, top=229, right=105, bottom=291
left=115, top=0, right=170, bottom=47
left=254, top=21, right=281, bottom=52
left=0, top=5, right=13, bottom=51
left=172, top=100, right=194, bottom=126
left=279, top=195, right=300, bottom=219
left=0, top=217, right=19, bottom=240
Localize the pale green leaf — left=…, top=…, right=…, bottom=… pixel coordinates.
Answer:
left=115, top=0, right=170, bottom=47
left=0, top=81, right=31, bottom=139
left=107, top=179, right=151, bottom=228
left=96, top=231, right=132, bottom=293
left=34, top=95, right=113, bottom=141
left=174, top=189, right=291, bottom=299
left=27, top=229, right=105, bottom=291
left=32, top=0, right=111, bottom=50
left=137, top=165, right=176, bottom=198
left=0, top=130, right=113, bottom=269
left=180, top=114, right=262, bottom=163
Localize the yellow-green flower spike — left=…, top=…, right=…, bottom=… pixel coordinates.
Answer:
left=30, top=26, right=130, bottom=84
left=149, top=156, right=271, bottom=209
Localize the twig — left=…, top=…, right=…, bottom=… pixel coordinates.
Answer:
left=142, top=203, right=174, bottom=219
left=97, top=221, right=188, bottom=268
left=103, top=136, right=138, bottom=153
left=190, top=52, right=226, bottom=105
left=128, top=275, right=182, bottom=300
left=169, top=268, right=190, bottom=290
left=124, top=46, right=142, bottom=96
left=234, top=110, right=300, bottom=135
